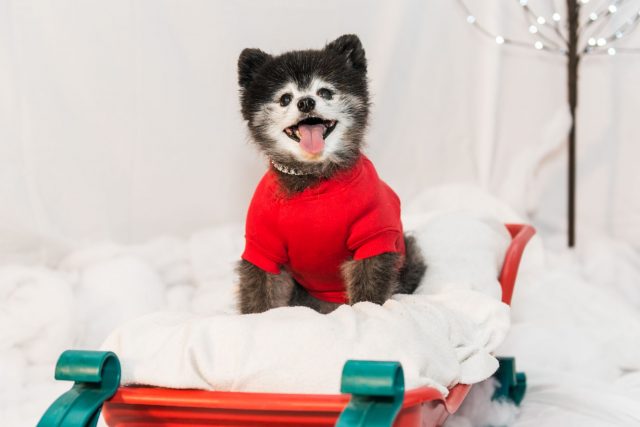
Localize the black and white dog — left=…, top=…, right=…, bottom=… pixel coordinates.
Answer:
left=236, top=34, right=426, bottom=314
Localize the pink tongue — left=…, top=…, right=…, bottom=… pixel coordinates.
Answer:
left=298, top=124, right=325, bottom=154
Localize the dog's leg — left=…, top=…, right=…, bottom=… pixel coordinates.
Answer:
left=341, top=253, right=401, bottom=305
left=397, top=234, right=427, bottom=294
left=236, top=260, right=294, bottom=314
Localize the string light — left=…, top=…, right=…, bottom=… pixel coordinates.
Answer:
left=456, top=0, right=639, bottom=56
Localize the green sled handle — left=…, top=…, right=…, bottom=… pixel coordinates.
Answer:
left=38, top=350, right=121, bottom=427
left=336, top=360, right=405, bottom=427
left=492, top=356, right=526, bottom=406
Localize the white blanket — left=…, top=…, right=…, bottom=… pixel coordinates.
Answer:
left=102, top=213, right=512, bottom=395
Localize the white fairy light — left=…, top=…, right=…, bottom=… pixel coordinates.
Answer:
left=457, top=0, right=640, bottom=57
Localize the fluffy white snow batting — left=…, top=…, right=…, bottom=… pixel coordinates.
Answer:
left=6, top=186, right=640, bottom=426
left=101, top=214, right=512, bottom=394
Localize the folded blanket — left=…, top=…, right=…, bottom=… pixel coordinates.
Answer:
left=102, top=212, right=512, bottom=395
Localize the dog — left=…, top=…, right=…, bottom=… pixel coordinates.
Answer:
left=236, top=34, right=426, bottom=314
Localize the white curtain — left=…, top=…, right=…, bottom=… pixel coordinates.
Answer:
left=1, top=0, right=639, bottom=262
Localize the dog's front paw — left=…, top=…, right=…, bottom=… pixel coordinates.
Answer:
left=341, top=253, right=401, bottom=305
left=236, top=260, right=294, bottom=313
left=236, top=260, right=272, bottom=314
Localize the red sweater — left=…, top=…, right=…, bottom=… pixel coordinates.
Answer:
left=242, top=156, right=405, bottom=303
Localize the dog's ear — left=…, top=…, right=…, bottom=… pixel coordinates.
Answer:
left=238, top=48, right=271, bottom=89
left=325, top=34, right=366, bottom=72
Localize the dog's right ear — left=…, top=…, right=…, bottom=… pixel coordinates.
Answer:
left=238, top=48, right=271, bottom=89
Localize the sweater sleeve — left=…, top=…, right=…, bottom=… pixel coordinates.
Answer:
left=241, top=179, right=287, bottom=274
left=351, top=228, right=404, bottom=260
left=347, top=183, right=405, bottom=260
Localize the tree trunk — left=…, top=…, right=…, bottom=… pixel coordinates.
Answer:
left=567, top=0, right=580, bottom=247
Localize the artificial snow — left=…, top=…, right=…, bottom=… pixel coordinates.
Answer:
left=2, top=185, right=640, bottom=426
left=449, top=229, right=640, bottom=427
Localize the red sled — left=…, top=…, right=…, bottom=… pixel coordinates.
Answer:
left=39, top=224, right=535, bottom=427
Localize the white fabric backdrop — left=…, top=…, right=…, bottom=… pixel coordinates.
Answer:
left=1, top=0, right=639, bottom=262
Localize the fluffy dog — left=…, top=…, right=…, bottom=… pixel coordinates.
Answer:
left=236, top=34, right=426, bottom=314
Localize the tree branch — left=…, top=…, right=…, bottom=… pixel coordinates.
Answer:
left=583, top=8, right=640, bottom=54
left=520, top=2, right=569, bottom=47
left=457, top=0, right=567, bottom=54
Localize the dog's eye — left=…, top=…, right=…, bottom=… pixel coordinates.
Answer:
left=279, top=94, right=292, bottom=107
left=317, top=88, right=333, bottom=100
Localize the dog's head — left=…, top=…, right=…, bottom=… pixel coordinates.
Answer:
left=238, top=34, right=369, bottom=176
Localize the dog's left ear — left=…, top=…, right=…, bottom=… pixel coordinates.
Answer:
left=238, top=48, right=272, bottom=89
left=325, top=34, right=366, bottom=72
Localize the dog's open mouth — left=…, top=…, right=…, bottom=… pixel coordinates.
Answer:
left=283, top=117, right=337, bottom=154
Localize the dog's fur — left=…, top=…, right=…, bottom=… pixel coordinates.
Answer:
left=236, top=35, right=426, bottom=314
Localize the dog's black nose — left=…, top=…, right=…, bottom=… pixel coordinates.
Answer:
left=297, top=97, right=315, bottom=113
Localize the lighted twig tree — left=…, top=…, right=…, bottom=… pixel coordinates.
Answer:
left=457, top=0, right=640, bottom=247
